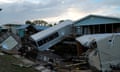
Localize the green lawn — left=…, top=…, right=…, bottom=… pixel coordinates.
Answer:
left=0, top=54, right=38, bottom=72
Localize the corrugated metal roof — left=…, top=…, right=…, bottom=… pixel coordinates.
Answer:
left=33, top=25, right=49, bottom=30
left=0, top=26, right=8, bottom=29
left=76, top=33, right=120, bottom=47
left=2, top=24, right=24, bottom=26
left=74, top=15, right=120, bottom=26
left=16, top=24, right=29, bottom=29
left=16, top=24, right=49, bottom=30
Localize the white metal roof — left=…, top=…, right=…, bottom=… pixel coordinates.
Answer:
left=76, top=33, right=120, bottom=47
left=31, top=20, right=73, bottom=41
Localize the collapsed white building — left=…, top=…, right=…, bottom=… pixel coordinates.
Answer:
left=76, top=33, right=120, bottom=71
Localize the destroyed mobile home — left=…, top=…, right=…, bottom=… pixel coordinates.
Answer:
left=0, top=15, right=120, bottom=72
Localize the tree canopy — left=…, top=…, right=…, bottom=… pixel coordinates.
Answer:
left=33, top=20, right=48, bottom=26
left=25, top=20, right=33, bottom=24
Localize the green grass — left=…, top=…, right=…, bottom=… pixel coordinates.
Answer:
left=0, top=54, right=38, bottom=72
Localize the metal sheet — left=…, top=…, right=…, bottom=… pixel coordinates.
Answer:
left=31, top=20, right=73, bottom=41
left=1, top=36, right=18, bottom=50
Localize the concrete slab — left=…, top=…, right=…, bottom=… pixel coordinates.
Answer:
left=34, top=65, right=45, bottom=71
left=13, top=55, right=21, bottom=58
left=73, top=70, right=91, bottom=72
left=0, top=52, right=4, bottom=56
left=22, top=58, right=35, bottom=65
left=41, top=69, right=52, bottom=72
left=34, top=65, right=52, bottom=72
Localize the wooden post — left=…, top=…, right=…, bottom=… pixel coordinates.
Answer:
left=105, top=24, right=106, bottom=33
left=99, top=24, right=100, bottom=33
left=112, top=24, right=113, bottom=33
left=76, top=42, right=83, bottom=56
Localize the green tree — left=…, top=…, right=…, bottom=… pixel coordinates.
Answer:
left=59, top=20, right=65, bottom=23
left=54, top=23, right=57, bottom=26
left=48, top=24, right=53, bottom=27
left=25, top=20, right=33, bottom=24
left=33, top=20, right=48, bottom=26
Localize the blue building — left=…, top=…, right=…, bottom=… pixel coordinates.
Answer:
left=0, top=24, right=22, bottom=33
left=74, top=15, right=120, bottom=36
left=0, top=24, right=49, bottom=38
left=16, top=24, right=49, bottom=38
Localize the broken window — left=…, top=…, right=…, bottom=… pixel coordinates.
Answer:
left=37, top=32, right=59, bottom=46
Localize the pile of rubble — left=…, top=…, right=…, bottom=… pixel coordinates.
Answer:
left=0, top=32, right=92, bottom=72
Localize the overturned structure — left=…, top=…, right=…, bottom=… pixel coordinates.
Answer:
left=30, top=20, right=73, bottom=51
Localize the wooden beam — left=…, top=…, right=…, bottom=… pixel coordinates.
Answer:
left=76, top=42, right=83, bottom=56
